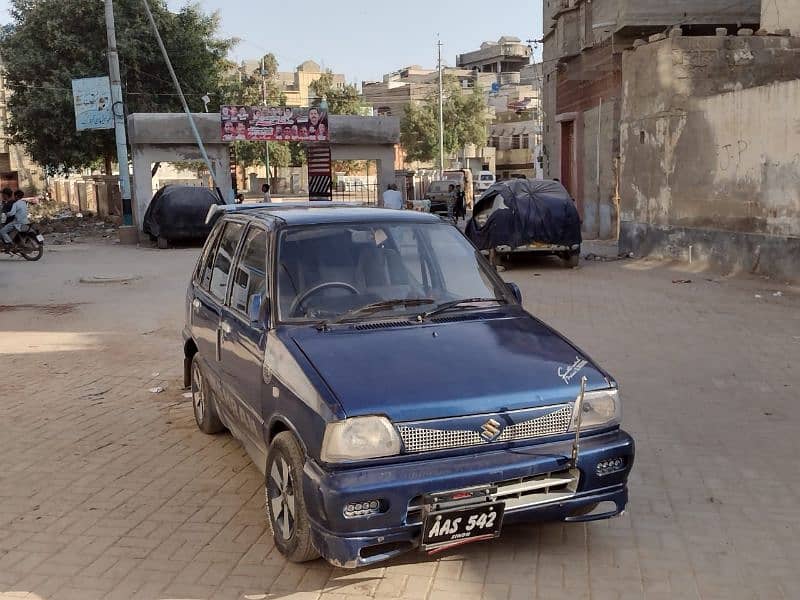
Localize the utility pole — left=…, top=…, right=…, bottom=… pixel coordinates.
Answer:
left=261, top=56, right=270, bottom=183
left=437, top=37, right=445, bottom=175
left=141, top=0, right=224, bottom=200
left=104, top=0, right=133, bottom=230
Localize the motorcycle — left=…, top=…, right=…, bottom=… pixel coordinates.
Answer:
left=2, top=225, right=45, bottom=261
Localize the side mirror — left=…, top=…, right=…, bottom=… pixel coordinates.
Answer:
left=507, top=282, right=523, bottom=304
left=248, top=293, right=269, bottom=326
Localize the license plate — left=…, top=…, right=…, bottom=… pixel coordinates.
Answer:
left=421, top=502, right=504, bottom=549
left=35, top=234, right=44, bottom=242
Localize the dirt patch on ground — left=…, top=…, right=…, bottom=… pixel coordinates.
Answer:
left=0, top=303, right=84, bottom=316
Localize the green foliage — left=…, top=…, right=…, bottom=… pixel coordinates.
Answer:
left=400, top=77, right=489, bottom=164
left=309, top=71, right=362, bottom=115
left=0, top=0, right=233, bottom=173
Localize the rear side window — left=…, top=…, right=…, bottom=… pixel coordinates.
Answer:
left=197, top=222, right=223, bottom=290
left=208, top=221, right=244, bottom=301
left=230, top=227, right=268, bottom=314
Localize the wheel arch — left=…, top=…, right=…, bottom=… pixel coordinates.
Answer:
left=183, top=337, right=198, bottom=388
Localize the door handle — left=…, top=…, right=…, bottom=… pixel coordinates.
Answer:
left=192, top=299, right=201, bottom=310
left=220, top=322, right=232, bottom=335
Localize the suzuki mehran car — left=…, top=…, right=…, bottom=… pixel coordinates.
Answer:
left=183, top=203, right=634, bottom=568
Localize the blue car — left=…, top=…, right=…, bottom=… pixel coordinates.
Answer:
left=183, top=203, right=634, bottom=568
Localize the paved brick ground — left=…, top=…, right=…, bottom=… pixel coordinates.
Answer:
left=1, top=242, right=799, bottom=600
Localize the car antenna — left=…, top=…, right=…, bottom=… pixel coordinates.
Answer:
left=571, top=376, right=587, bottom=468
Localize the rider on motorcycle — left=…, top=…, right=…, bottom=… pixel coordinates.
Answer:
left=1, top=189, right=29, bottom=252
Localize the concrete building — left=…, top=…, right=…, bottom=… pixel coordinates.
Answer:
left=618, top=6, right=800, bottom=279
left=541, top=0, right=761, bottom=239
left=238, top=59, right=346, bottom=107
left=361, top=66, right=495, bottom=118
left=487, top=72, right=543, bottom=180
left=456, top=37, right=533, bottom=84
left=0, top=65, right=45, bottom=194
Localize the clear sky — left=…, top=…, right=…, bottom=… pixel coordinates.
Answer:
left=0, top=0, right=543, bottom=86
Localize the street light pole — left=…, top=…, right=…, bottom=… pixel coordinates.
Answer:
left=104, top=0, right=133, bottom=229
left=261, top=56, right=270, bottom=182
left=437, top=37, right=445, bottom=175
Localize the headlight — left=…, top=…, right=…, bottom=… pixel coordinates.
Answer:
left=321, top=416, right=401, bottom=463
left=570, top=389, right=621, bottom=431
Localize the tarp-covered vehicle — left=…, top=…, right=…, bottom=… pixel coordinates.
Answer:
left=466, top=179, right=582, bottom=267
left=143, top=185, right=224, bottom=249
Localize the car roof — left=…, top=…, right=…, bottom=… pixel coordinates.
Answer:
left=214, top=202, right=443, bottom=227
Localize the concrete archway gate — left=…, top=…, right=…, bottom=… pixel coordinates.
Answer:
left=127, top=113, right=400, bottom=237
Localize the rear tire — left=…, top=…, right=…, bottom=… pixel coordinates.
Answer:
left=18, top=233, right=44, bottom=261
left=157, top=236, right=169, bottom=250
left=191, top=355, right=224, bottom=434
left=265, top=432, right=320, bottom=563
left=564, top=251, right=580, bottom=268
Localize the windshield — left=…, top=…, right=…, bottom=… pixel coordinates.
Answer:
left=480, top=174, right=494, bottom=181
left=277, top=222, right=504, bottom=322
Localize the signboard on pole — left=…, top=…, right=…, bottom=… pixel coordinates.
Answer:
left=221, top=105, right=329, bottom=142
left=72, top=76, right=114, bottom=131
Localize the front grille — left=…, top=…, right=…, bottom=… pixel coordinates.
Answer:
left=397, top=404, right=573, bottom=454
left=406, top=468, right=580, bottom=525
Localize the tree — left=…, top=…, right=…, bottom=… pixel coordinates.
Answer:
left=309, top=71, right=362, bottom=115
left=400, top=78, right=490, bottom=164
left=0, top=0, right=233, bottom=173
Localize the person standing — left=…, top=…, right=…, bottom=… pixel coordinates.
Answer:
left=262, top=183, right=272, bottom=202
left=382, top=184, right=403, bottom=210
left=455, top=185, right=466, bottom=222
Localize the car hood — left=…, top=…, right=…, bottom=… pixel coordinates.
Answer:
left=290, top=311, right=611, bottom=422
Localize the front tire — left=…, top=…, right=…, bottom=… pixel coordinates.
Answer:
left=265, top=432, right=320, bottom=563
left=191, top=355, right=224, bottom=434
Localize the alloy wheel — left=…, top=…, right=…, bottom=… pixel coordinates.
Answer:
left=192, top=363, right=205, bottom=424
left=267, top=456, right=296, bottom=541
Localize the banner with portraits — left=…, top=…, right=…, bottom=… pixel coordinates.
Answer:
left=220, top=105, right=329, bottom=142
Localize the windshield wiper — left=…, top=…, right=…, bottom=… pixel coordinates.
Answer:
left=418, top=297, right=506, bottom=321
left=318, top=298, right=436, bottom=329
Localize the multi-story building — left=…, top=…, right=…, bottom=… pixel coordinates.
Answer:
left=361, top=66, right=495, bottom=118
left=238, top=59, right=346, bottom=107
left=486, top=65, right=543, bottom=180
left=456, top=37, right=533, bottom=84
left=541, top=0, right=761, bottom=239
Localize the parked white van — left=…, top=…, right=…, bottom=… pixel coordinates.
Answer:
left=477, top=171, right=496, bottom=192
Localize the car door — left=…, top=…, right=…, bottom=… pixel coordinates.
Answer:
left=219, top=223, right=270, bottom=461
left=191, top=222, right=225, bottom=374
left=194, top=219, right=246, bottom=418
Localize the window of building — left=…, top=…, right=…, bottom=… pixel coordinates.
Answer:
left=522, top=135, right=530, bottom=149
left=511, top=135, right=521, bottom=150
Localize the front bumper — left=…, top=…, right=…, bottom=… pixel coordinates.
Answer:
left=302, top=429, right=634, bottom=568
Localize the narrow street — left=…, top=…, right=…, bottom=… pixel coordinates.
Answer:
left=1, top=241, right=799, bottom=600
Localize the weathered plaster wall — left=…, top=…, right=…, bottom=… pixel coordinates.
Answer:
left=620, top=35, right=800, bottom=278
left=616, top=0, right=760, bottom=30
left=762, top=0, right=800, bottom=35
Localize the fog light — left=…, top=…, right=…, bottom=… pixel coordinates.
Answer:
left=596, top=457, right=626, bottom=476
left=343, top=500, right=382, bottom=518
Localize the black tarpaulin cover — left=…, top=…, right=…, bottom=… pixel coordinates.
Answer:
left=465, top=179, right=582, bottom=250
left=143, top=185, right=223, bottom=240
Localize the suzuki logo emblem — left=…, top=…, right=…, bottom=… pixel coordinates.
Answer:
left=480, top=419, right=503, bottom=442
